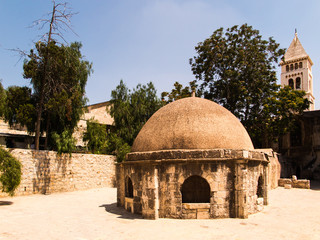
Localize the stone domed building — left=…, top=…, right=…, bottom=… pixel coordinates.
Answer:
left=117, top=97, right=278, bottom=219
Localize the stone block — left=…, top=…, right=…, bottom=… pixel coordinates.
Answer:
left=278, top=178, right=292, bottom=187
left=284, top=184, right=292, bottom=189
left=292, top=180, right=310, bottom=189
left=197, top=209, right=210, bottom=219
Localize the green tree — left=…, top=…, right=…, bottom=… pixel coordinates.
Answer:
left=108, top=80, right=162, bottom=161
left=23, top=41, right=92, bottom=151
left=190, top=24, right=285, bottom=120
left=23, top=1, right=78, bottom=150
left=255, top=86, right=310, bottom=147
left=83, top=119, right=108, bottom=154
left=0, top=147, right=21, bottom=196
left=161, top=81, right=200, bottom=103
left=4, top=86, right=36, bottom=132
left=51, top=130, right=76, bottom=156
left=189, top=24, right=308, bottom=147
left=0, top=80, right=6, bottom=117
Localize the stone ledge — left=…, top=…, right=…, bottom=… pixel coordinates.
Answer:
left=126, top=149, right=268, bottom=162
left=183, top=203, right=210, bottom=209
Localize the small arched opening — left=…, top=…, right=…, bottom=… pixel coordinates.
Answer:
left=290, top=64, right=293, bottom=71
left=295, top=63, right=298, bottom=69
left=181, top=175, right=210, bottom=203
left=289, top=78, right=294, bottom=89
left=299, top=62, right=303, bottom=68
left=296, top=77, right=301, bottom=89
left=125, top=176, right=133, bottom=198
left=286, top=65, right=289, bottom=72
left=257, top=175, right=264, bottom=198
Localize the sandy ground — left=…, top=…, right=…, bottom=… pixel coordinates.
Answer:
left=1, top=184, right=320, bottom=240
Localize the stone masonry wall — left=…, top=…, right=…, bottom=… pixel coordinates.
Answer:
left=0, top=149, right=116, bottom=197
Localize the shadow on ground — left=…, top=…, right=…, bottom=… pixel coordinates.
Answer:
left=310, top=180, right=320, bottom=190
left=0, top=201, right=13, bottom=206
left=99, top=203, right=143, bottom=220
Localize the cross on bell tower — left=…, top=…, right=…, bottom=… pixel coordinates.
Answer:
left=280, top=31, right=315, bottom=110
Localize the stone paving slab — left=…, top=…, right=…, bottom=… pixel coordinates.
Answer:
left=1, top=185, right=320, bottom=240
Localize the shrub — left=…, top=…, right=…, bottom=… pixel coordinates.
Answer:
left=0, top=147, right=22, bottom=196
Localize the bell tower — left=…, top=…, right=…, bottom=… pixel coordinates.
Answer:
left=280, top=32, right=315, bottom=110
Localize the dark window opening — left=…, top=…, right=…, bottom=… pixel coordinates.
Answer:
left=289, top=78, right=294, bottom=89
left=286, top=65, right=289, bottom=72
left=296, top=77, right=301, bottom=89
left=290, top=64, right=293, bottom=71
left=181, top=175, right=210, bottom=203
left=299, top=62, right=303, bottom=68
left=290, top=121, right=302, bottom=147
left=257, top=176, right=264, bottom=198
left=295, top=63, right=298, bottom=70
left=125, top=176, right=133, bottom=198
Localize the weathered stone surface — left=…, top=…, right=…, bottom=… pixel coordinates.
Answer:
left=126, top=149, right=267, bottom=162
left=131, top=97, right=254, bottom=152
left=278, top=177, right=310, bottom=189
left=0, top=149, right=116, bottom=197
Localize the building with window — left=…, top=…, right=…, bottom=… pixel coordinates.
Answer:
left=280, top=32, right=315, bottom=110
left=278, top=32, right=320, bottom=180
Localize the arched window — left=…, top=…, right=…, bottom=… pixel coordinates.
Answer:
left=296, top=77, right=301, bottom=89
left=181, top=175, right=210, bottom=203
left=257, top=176, right=264, bottom=198
left=125, top=176, right=133, bottom=198
left=286, top=65, right=289, bottom=72
left=299, top=62, right=303, bottom=68
left=290, top=64, right=293, bottom=71
left=295, top=63, right=298, bottom=70
left=288, top=79, right=294, bottom=89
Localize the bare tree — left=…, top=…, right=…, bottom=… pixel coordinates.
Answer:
left=30, top=0, right=77, bottom=150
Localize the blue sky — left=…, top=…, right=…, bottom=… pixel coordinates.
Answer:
left=1, top=0, right=320, bottom=107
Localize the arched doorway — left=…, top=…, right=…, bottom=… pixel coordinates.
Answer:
left=125, top=176, right=133, bottom=198
left=181, top=175, right=210, bottom=203
left=257, top=175, right=264, bottom=198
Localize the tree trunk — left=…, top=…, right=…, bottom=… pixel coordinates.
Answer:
left=44, top=114, right=50, bottom=149
left=34, top=3, right=56, bottom=150
left=34, top=86, right=45, bottom=150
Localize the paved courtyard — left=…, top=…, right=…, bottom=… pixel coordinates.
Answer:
left=1, top=183, right=320, bottom=240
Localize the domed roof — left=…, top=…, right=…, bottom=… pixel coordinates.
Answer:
left=131, top=97, right=254, bottom=152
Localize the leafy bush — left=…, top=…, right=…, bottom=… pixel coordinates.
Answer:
left=0, top=148, right=22, bottom=196
left=83, top=119, right=108, bottom=154
left=52, top=130, right=76, bottom=156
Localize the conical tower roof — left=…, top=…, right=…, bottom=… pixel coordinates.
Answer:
left=283, top=33, right=312, bottom=65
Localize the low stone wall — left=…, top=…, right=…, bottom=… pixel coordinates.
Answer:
left=0, top=149, right=116, bottom=197
left=278, top=176, right=310, bottom=189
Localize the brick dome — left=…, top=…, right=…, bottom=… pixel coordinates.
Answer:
left=131, top=97, right=254, bottom=152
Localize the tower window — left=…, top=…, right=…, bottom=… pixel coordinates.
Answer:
left=286, top=65, right=289, bottom=72
left=290, top=64, right=293, bottom=71
left=289, top=79, right=294, bottom=89
left=299, top=62, right=303, bottom=68
left=295, top=63, right=298, bottom=70
left=296, top=77, right=301, bottom=89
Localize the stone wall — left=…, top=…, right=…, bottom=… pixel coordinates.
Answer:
left=117, top=153, right=269, bottom=219
left=0, top=149, right=116, bottom=197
